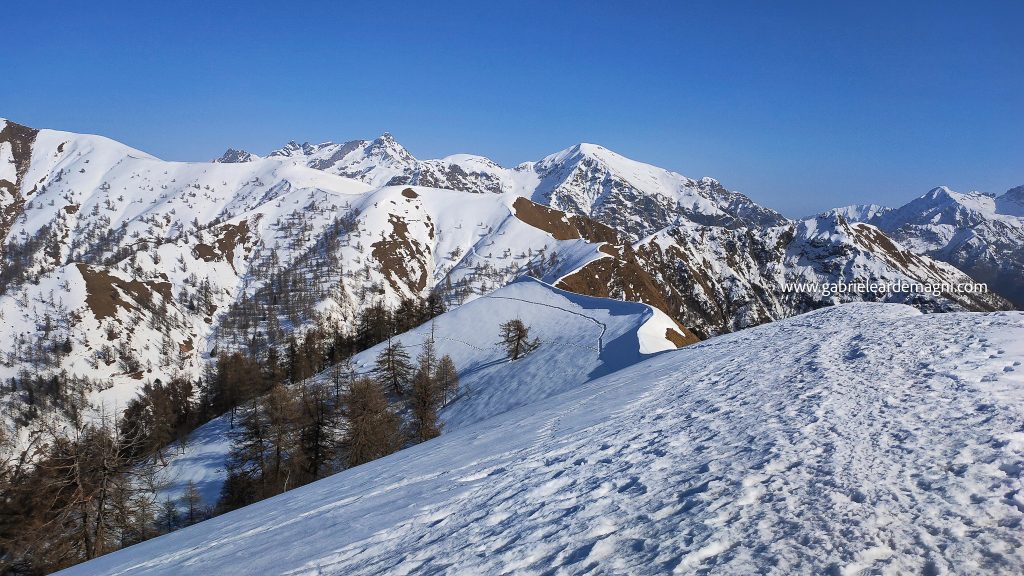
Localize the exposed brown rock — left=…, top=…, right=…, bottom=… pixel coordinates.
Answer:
left=665, top=327, right=698, bottom=347
left=77, top=263, right=172, bottom=320
left=511, top=197, right=701, bottom=345
left=512, top=197, right=580, bottom=241
left=0, top=120, right=40, bottom=264
left=372, top=214, right=429, bottom=293
left=194, top=219, right=252, bottom=267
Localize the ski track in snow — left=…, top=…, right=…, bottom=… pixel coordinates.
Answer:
left=59, top=304, right=1024, bottom=576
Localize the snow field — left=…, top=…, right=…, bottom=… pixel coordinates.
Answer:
left=60, top=303, right=1024, bottom=575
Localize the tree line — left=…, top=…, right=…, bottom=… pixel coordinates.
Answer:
left=0, top=291, right=451, bottom=574
left=218, top=325, right=460, bottom=512
left=0, top=299, right=545, bottom=574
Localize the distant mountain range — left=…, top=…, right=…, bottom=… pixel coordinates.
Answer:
left=216, top=135, right=788, bottom=239
left=0, top=116, right=1018, bottom=456
left=829, top=185, right=1024, bottom=307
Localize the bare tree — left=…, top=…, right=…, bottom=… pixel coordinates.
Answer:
left=434, top=354, right=459, bottom=406
left=182, top=480, right=202, bottom=526
left=341, top=378, right=402, bottom=467
left=373, top=338, right=413, bottom=395
left=498, top=319, right=540, bottom=361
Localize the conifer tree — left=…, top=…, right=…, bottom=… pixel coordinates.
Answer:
left=262, top=384, right=299, bottom=494
left=410, top=363, right=441, bottom=443
left=297, top=381, right=339, bottom=481
left=341, top=378, right=402, bottom=467
left=182, top=480, right=202, bottom=525
left=435, top=354, right=459, bottom=406
left=159, top=498, right=178, bottom=533
left=407, top=329, right=443, bottom=442
left=498, top=319, right=540, bottom=360
left=417, top=325, right=438, bottom=377
left=373, top=337, right=413, bottom=395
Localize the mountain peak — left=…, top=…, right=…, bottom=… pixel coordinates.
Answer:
left=214, top=148, right=257, bottom=163
left=925, top=185, right=956, bottom=200
left=366, top=132, right=414, bottom=162
left=1002, top=184, right=1024, bottom=202
left=267, top=140, right=336, bottom=158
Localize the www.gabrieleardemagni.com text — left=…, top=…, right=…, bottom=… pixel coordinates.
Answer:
left=783, top=280, right=989, bottom=296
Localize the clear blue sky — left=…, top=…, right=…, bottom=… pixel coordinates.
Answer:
left=2, top=1, right=1021, bottom=216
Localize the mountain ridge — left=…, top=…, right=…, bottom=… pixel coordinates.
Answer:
left=215, top=131, right=788, bottom=239
left=829, top=184, right=1024, bottom=307
left=0, top=116, right=1014, bottom=461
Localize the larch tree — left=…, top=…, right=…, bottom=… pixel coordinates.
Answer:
left=373, top=337, right=413, bottom=395
left=182, top=480, right=202, bottom=526
left=409, top=330, right=443, bottom=442
left=434, top=354, right=459, bottom=406
left=341, top=378, right=402, bottom=467
left=296, top=380, right=340, bottom=482
left=410, top=365, right=441, bottom=442
left=498, top=319, right=540, bottom=361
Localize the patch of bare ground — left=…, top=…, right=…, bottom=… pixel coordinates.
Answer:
left=556, top=255, right=698, bottom=346
left=194, top=219, right=253, bottom=269
left=510, top=197, right=700, bottom=345
left=512, top=197, right=580, bottom=241
left=76, top=263, right=173, bottom=321
left=372, top=214, right=429, bottom=292
left=665, top=327, right=697, bottom=347
left=0, top=120, right=40, bottom=261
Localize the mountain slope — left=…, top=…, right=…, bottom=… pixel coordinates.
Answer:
left=58, top=304, right=1024, bottom=575
left=2, top=118, right=1012, bottom=454
left=150, top=278, right=691, bottom=508
left=833, top=186, right=1024, bottom=308
left=0, top=120, right=603, bottom=451
left=633, top=213, right=1010, bottom=336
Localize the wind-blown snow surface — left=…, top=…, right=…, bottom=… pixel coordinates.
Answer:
left=151, top=279, right=682, bottom=507
left=61, top=304, right=1024, bottom=575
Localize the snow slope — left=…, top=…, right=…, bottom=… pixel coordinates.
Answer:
left=150, top=278, right=687, bottom=508
left=60, top=304, right=1024, bottom=575
left=1, top=116, right=1013, bottom=466
left=0, top=117, right=640, bottom=455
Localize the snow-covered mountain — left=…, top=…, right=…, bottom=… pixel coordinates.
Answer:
left=5, top=117, right=1021, bottom=574
left=57, top=303, right=1024, bottom=575
left=218, top=136, right=788, bottom=239
left=0, top=117, right=1012, bottom=456
left=830, top=185, right=1024, bottom=308
left=0, top=118, right=691, bottom=452
left=826, top=203, right=894, bottom=223
left=634, top=212, right=1010, bottom=336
